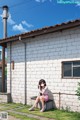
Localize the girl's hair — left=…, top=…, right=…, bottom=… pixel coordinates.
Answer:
left=38, top=79, right=46, bottom=89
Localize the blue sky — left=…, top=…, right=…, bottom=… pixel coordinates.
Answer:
left=0, top=0, right=80, bottom=38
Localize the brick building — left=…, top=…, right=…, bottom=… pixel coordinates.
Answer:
left=0, top=19, right=80, bottom=112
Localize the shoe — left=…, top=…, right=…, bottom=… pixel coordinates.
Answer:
left=29, top=107, right=34, bottom=111
left=40, top=108, right=45, bottom=112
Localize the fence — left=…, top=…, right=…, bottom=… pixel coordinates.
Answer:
left=52, top=92, right=79, bottom=110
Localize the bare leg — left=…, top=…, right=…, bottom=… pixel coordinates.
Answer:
left=33, top=96, right=40, bottom=108
left=29, top=96, right=40, bottom=111
left=40, top=96, right=45, bottom=112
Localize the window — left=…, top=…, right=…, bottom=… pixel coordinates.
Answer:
left=62, top=61, right=80, bottom=78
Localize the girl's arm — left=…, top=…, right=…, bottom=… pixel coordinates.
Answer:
left=38, top=86, right=42, bottom=96
left=42, top=86, right=48, bottom=94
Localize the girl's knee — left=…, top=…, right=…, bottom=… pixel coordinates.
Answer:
left=40, top=96, right=44, bottom=100
left=36, top=96, right=40, bottom=100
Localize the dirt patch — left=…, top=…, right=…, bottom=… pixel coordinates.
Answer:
left=8, top=115, right=21, bottom=120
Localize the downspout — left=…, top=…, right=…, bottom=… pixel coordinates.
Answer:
left=24, top=43, right=27, bottom=105
left=10, top=42, right=12, bottom=101
left=19, top=36, right=27, bottom=105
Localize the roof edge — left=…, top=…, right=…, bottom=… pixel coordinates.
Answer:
left=0, top=19, right=80, bottom=46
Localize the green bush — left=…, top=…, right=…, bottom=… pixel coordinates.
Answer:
left=76, top=82, right=80, bottom=100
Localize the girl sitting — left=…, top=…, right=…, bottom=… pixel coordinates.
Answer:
left=29, top=79, right=53, bottom=112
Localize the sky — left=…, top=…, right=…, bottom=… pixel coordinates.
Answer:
left=0, top=0, right=80, bottom=39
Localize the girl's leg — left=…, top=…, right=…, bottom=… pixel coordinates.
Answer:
left=40, top=96, right=45, bottom=112
left=40, top=95, right=49, bottom=112
left=33, top=96, right=40, bottom=107
left=29, top=96, right=40, bottom=111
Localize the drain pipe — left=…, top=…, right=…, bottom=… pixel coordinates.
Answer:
left=10, top=42, right=12, bottom=101
left=19, top=36, right=27, bottom=105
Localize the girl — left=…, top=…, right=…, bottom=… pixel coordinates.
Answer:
left=29, top=79, right=53, bottom=112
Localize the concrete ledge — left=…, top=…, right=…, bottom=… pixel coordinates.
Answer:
left=0, top=93, right=11, bottom=103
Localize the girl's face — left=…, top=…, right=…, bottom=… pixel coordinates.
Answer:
left=41, top=82, right=45, bottom=87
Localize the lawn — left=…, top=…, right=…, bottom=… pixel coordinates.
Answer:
left=9, top=112, right=38, bottom=120
left=15, top=106, right=80, bottom=120
left=0, top=103, right=38, bottom=120
left=0, top=103, right=23, bottom=111
left=0, top=103, right=80, bottom=120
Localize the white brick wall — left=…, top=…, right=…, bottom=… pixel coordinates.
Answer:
left=7, top=42, right=25, bottom=104
left=7, top=26, right=80, bottom=111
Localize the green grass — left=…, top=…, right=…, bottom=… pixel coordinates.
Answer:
left=0, top=103, right=80, bottom=120
left=0, top=103, right=24, bottom=111
left=9, top=112, right=38, bottom=120
left=16, top=107, right=80, bottom=120
left=0, top=103, right=38, bottom=120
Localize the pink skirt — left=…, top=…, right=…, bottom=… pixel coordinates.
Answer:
left=44, top=95, right=49, bottom=102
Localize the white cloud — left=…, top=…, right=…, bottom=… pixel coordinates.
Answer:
left=8, top=13, right=15, bottom=25
left=22, top=20, right=33, bottom=28
left=0, top=12, right=15, bottom=25
left=0, top=14, right=3, bottom=22
left=0, top=12, right=33, bottom=33
left=0, top=14, right=2, bottom=18
left=35, top=0, right=40, bottom=2
left=76, top=0, right=80, bottom=4
left=12, top=24, right=28, bottom=33
left=76, top=3, right=80, bottom=6
left=35, top=0, right=52, bottom=2
left=76, top=1, right=80, bottom=8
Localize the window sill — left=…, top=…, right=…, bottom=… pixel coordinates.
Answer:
left=62, top=77, right=80, bottom=79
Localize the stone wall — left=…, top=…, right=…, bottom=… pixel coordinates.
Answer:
left=0, top=93, right=11, bottom=103
left=7, top=26, right=80, bottom=112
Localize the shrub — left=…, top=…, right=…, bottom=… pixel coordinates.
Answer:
left=76, top=82, right=80, bottom=100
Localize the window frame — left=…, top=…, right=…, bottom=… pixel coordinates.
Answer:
left=62, top=60, right=80, bottom=79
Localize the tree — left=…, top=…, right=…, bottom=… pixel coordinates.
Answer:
left=76, top=82, right=80, bottom=100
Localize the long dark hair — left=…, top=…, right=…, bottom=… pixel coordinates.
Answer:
left=38, top=79, right=46, bottom=90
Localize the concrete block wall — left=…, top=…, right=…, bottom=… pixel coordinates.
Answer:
left=60, top=94, right=80, bottom=112
left=7, top=26, right=80, bottom=112
left=0, top=93, right=11, bottom=103
left=7, top=42, right=25, bottom=104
